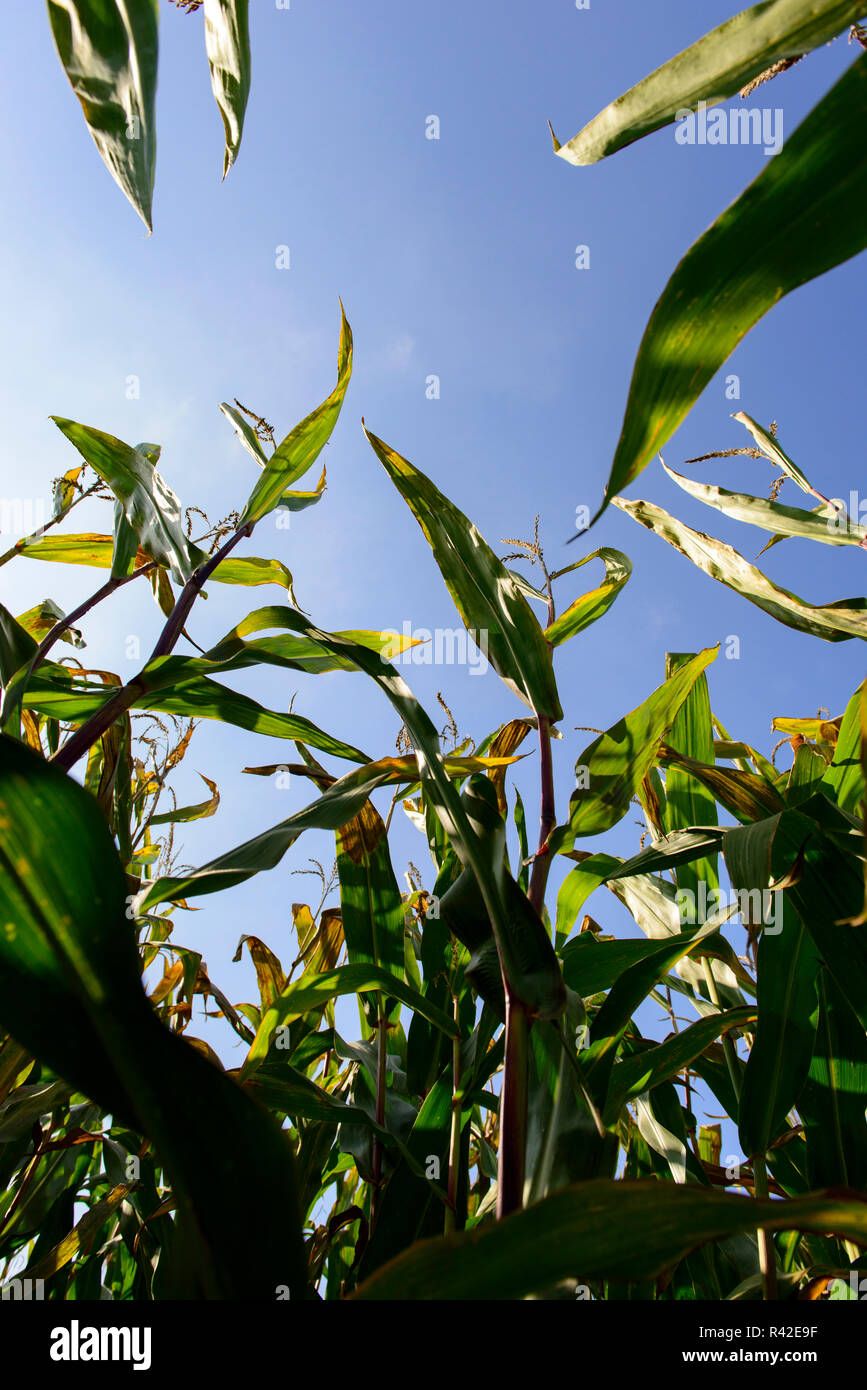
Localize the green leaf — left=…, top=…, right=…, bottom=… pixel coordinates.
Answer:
left=769, top=808, right=867, bottom=1033
left=48, top=0, right=159, bottom=231
left=725, top=814, right=828, bottom=1156
left=555, top=851, right=621, bottom=946
left=594, top=55, right=867, bottom=518
left=25, top=664, right=370, bottom=765
left=203, top=0, right=251, bottom=178
left=561, top=926, right=705, bottom=998
left=243, top=612, right=563, bottom=1017
left=137, top=753, right=485, bottom=907
left=221, top=407, right=331, bottom=513
left=437, top=776, right=566, bottom=1020
left=513, top=785, right=530, bottom=894
left=50, top=419, right=199, bottom=584
left=364, top=425, right=562, bottom=720
left=242, top=965, right=459, bottom=1077
left=661, top=461, right=867, bottom=548
left=111, top=498, right=139, bottom=579
left=199, top=606, right=422, bottom=676
left=351, top=1179, right=867, bottom=1299
left=334, top=791, right=406, bottom=1017
left=244, top=1060, right=408, bottom=1144
left=585, top=918, right=729, bottom=1077
left=552, top=0, right=863, bottom=165
left=603, top=829, right=727, bottom=884
left=550, top=647, right=718, bottom=852
left=0, top=734, right=306, bottom=1298
left=616, top=496, right=867, bottom=641
left=204, top=554, right=301, bottom=601
left=661, top=653, right=719, bottom=902
left=603, top=1007, right=757, bottom=1126
left=0, top=605, right=38, bottom=688
left=823, top=679, right=866, bottom=815
left=240, top=305, right=353, bottom=524
left=799, top=968, right=867, bottom=1190
left=544, top=548, right=632, bottom=647
left=219, top=402, right=269, bottom=465
left=149, top=772, right=219, bottom=825
left=355, top=1073, right=454, bottom=1277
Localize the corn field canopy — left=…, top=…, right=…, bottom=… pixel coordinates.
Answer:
left=0, top=0, right=864, bottom=1311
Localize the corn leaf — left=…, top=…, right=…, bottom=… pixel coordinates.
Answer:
left=544, top=548, right=632, bottom=647
left=594, top=56, right=867, bottom=518
left=364, top=425, right=562, bottom=720
left=242, top=964, right=459, bottom=1078
left=352, top=1179, right=867, bottom=1298
left=50, top=419, right=200, bottom=584
left=550, top=647, right=718, bottom=852
left=203, top=0, right=250, bottom=178
left=48, top=0, right=159, bottom=231
left=0, top=734, right=306, bottom=1298
left=240, top=305, right=352, bottom=524
left=616, top=496, right=867, bottom=641
left=554, top=0, right=862, bottom=165
left=663, top=460, right=867, bottom=548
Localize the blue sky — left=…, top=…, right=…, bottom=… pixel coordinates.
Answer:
left=1, top=2, right=864, bottom=1157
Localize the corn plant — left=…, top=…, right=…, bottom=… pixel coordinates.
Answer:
left=1, top=0, right=865, bottom=1302
left=0, top=302, right=865, bottom=1298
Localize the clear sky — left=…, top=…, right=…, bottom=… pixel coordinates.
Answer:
left=1, top=2, right=864, bottom=1154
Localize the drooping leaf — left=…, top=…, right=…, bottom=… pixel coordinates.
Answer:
left=14, top=531, right=305, bottom=604
left=47, top=0, right=159, bottom=231
left=351, top=1179, right=867, bottom=1299
left=544, top=548, right=632, bottom=647
left=552, top=0, right=864, bottom=165
left=657, top=743, right=785, bottom=823
left=138, top=752, right=519, bottom=909
left=593, top=56, right=867, bottom=518
left=203, top=0, right=251, bottom=178
left=603, top=829, right=727, bottom=884
left=616, top=496, right=867, bottom=641
left=662, top=462, right=867, bottom=548
left=50, top=419, right=199, bottom=584
left=26, top=664, right=370, bottom=765
left=198, top=606, right=423, bottom=676
left=15, top=600, right=84, bottom=650
left=149, top=773, right=219, bottom=825
left=603, top=1006, right=757, bottom=1126
left=364, top=425, right=562, bottom=720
